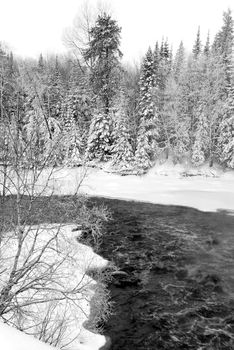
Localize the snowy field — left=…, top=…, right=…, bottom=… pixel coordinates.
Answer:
left=27, top=164, right=234, bottom=212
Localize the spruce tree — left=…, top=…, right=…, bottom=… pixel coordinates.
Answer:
left=204, top=32, right=210, bottom=56
left=46, top=57, right=64, bottom=123
left=213, top=9, right=234, bottom=89
left=85, top=112, right=112, bottom=162
left=192, top=27, right=202, bottom=59
left=135, top=48, right=159, bottom=171
left=219, top=85, right=234, bottom=167
left=63, top=121, right=83, bottom=167
left=161, top=75, right=190, bottom=161
left=84, top=12, right=122, bottom=115
left=173, top=41, right=185, bottom=82
left=192, top=104, right=210, bottom=165
left=212, top=9, right=234, bottom=166
left=38, top=53, right=45, bottom=74
left=153, top=41, right=160, bottom=87
left=84, top=13, right=122, bottom=162
left=158, top=39, right=171, bottom=91
left=111, top=108, right=134, bottom=172
left=213, top=9, right=233, bottom=57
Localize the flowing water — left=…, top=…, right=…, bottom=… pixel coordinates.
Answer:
left=92, top=198, right=234, bottom=350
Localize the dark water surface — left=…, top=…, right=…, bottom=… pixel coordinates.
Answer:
left=1, top=195, right=234, bottom=349
left=92, top=197, right=234, bottom=350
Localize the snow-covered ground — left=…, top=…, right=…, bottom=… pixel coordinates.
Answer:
left=0, top=322, right=55, bottom=350
left=83, top=168, right=234, bottom=212
left=2, top=163, right=234, bottom=212
left=33, top=164, right=234, bottom=212
left=0, top=224, right=110, bottom=350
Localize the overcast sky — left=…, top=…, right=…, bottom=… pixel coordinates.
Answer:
left=0, top=0, right=233, bottom=62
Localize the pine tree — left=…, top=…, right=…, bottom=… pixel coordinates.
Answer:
left=84, top=12, right=122, bottom=115
left=153, top=41, right=160, bottom=87
left=173, top=41, right=185, bottom=82
left=213, top=9, right=234, bottom=89
left=45, top=57, right=64, bottom=123
left=62, top=82, right=93, bottom=150
left=135, top=124, right=152, bottom=172
left=204, top=32, right=210, bottom=56
left=158, top=39, right=171, bottom=91
left=213, top=9, right=233, bottom=56
left=111, top=108, right=134, bottom=172
left=219, top=85, right=234, bottom=167
left=85, top=112, right=112, bottom=162
left=63, top=120, right=83, bottom=167
left=161, top=75, right=190, bottom=161
left=193, top=27, right=202, bottom=59
left=211, top=10, right=234, bottom=166
left=135, top=48, right=159, bottom=171
left=38, top=53, right=45, bottom=74
left=192, top=104, right=210, bottom=165
left=0, top=50, right=28, bottom=168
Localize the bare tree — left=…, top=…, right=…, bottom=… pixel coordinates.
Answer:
left=63, top=0, right=113, bottom=71
left=63, top=1, right=97, bottom=70
left=0, top=64, right=111, bottom=349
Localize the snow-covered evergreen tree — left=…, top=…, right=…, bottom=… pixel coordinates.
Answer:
left=45, top=57, right=64, bottom=123
left=153, top=42, right=160, bottom=88
left=204, top=32, right=210, bottom=56
left=158, top=39, right=171, bottom=92
left=173, top=41, right=185, bottom=82
left=135, top=48, right=159, bottom=171
left=161, top=75, right=190, bottom=161
left=192, top=105, right=210, bottom=165
left=213, top=9, right=234, bottom=90
left=192, top=27, right=202, bottom=59
left=111, top=106, right=134, bottom=171
left=219, top=85, right=234, bottom=167
left=63, top=121, right=83, bottom=167
left=84, top=12, right=122, bottom=115
left=85, top=112, right=112, bottom=162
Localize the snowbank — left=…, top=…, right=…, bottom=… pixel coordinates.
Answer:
left=0, top=322, right=55, bottom=350
left=0, top=224, right=110, bottom=350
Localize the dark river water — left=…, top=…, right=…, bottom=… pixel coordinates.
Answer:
left=91, top=197, right=234, bottom=350
left=1, top=194, right=234, bottom=349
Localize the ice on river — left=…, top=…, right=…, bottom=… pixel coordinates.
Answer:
left=1, top=164, right=234, bottom=211
left=34, top=165, right=234, bottom=212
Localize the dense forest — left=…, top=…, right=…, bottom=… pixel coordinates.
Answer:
left=0, top=8, right=233, bottom=174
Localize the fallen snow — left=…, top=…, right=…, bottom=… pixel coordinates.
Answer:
left=82, top=167, right=234, bottom=212
left=2, top=164, right=234, bottom=212
left=29, top=165, right=234, bottom=212
left=0, top=322, right=55, bottom=350
left=0, top=224, right=110, bottom=350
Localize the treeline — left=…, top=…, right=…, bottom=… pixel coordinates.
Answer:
left=0, top=9, right=233, bottom=173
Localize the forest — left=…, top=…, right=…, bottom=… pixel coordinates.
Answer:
left=0, top=8, right=233, bottom=176
left=0, top=5, right=234, bottom=350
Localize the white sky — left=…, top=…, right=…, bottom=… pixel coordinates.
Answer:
left=0, top=0, right=233, bottom=63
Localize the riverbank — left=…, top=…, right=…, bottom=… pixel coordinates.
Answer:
left=0, top=196, right=112, bottom=350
